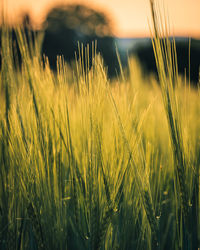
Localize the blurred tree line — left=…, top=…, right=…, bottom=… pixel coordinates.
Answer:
left=132, top=38, right=200, bottom=84
left=0, top=4, right=119, bottom=77
left=0, top=3, right=200, bottom=84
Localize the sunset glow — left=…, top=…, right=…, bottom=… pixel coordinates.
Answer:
left=3, top=0, right=200, bottom=38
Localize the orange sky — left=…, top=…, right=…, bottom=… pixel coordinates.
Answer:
left=3, top=0, right=200, bottom=38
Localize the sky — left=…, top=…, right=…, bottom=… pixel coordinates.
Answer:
left=3, top=0, right=200, bottom=38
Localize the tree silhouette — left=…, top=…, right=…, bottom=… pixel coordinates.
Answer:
left=44, top=4, right=113, bottom=37
left=132, top=38, right=200, bottom=84
left=42, top=4, right=118, bottom=76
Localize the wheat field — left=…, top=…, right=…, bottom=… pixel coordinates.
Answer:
left=0, top=2, right=199, bottom=250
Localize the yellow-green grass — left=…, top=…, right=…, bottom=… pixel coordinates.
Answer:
left=0, top=4, right=199, bottom=249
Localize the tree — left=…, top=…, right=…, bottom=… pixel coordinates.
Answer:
left=132, top=38, right=200, bottom=84
left=44, top=4, right=113, bottom=37
left=42, top=4, right=118, bottom=76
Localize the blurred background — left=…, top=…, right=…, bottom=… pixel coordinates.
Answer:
left=1, top=0, right=200, bottom=83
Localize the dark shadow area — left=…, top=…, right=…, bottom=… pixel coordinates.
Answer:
left=41, top=4, right=119, bottom=77
left=130, top=38, right=200, bottom=85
